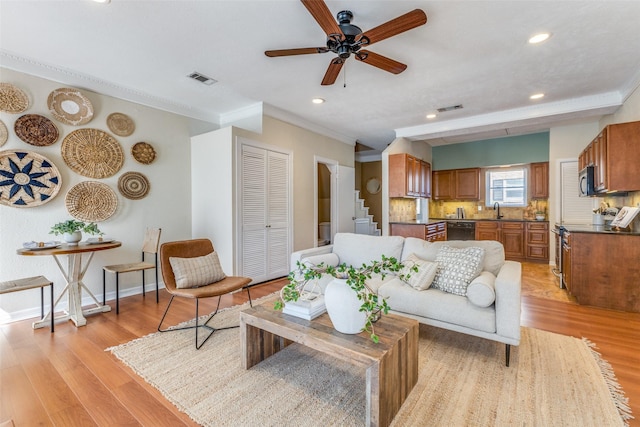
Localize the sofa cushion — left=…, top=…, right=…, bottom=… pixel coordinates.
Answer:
left=332, top=233, right=404, bottom=268
left=400, top=253, right=438, bottom=290
left=402, top=238, right=505, bottom=277
left=432, top=245, right=485, bottom=296
left=170, top=251, right=226, bottom=289
left=379, top=278, right=496, bottom=333
left=466, top=271, right=496, bottom=307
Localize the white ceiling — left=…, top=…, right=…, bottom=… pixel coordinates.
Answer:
left=2, top=0, right=640, bottom=153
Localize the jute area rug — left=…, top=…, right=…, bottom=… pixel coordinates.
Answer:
left=107, top=296, right=631, bottom=427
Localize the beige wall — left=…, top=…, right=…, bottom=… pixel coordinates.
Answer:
left=0, top=68, right=193, bottom=319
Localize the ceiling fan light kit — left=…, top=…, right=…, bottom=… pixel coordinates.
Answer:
left=265, top=0, right=427, bottom=85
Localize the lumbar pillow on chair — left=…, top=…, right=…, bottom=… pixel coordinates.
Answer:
left=170, top=251, right=226, bottom=289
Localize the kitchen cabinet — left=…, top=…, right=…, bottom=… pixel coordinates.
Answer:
left=526, top=221, right=549, bottom=262
left=501, top=222, right=525, bottom=260
left=389, top=221, right=446, bottom=241
left=529, top=162, right=549, bottom=199
left=475, top=221, right=499, bottom=241
left=432, top=168, right=480, bottom=200
left=561, top=230, right=640, bottom=312
left=579, top=120, right=640, bottom=193
left=389, top=153, right=431, bottom=198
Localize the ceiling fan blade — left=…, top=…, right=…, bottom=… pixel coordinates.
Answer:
left=358, top=9, right=427, bottom=46
left=355, top=50, right=407, bottom=74
left=301, top=0, right=343, bottom=38
left=265, top=47, right=328, bottom=57
left=321, top=58, right=344, bottom=85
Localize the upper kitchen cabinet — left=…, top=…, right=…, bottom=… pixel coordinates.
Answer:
left=432, top=168, right=480, bottom=200
left=389, top=153, right=431, bottom=198
left=530, top=162, right=549, bottom=199
left=581, top=121, right=640, bottom=193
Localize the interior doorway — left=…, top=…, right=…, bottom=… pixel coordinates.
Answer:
left=315, top=157, right=356, bottom=247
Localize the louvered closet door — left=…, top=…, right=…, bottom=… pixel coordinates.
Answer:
left=240, top=144, right=290, bottom=283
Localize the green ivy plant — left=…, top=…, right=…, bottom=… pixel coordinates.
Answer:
left=49, top=219, right=103, bottom=236
left=275, top=255, right=417, bottom=343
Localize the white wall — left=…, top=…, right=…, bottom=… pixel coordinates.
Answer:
left=0, top=69, right=193, bottom=321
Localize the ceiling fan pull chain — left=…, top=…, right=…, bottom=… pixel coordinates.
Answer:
left=344, top=61, right=347, bottom=88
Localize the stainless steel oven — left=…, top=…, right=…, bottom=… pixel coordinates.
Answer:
left=446, top=221, right=475, bottom=240
left=551, top=225, right=565, bottom=288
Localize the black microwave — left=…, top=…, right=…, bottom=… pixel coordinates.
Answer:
left=578, top=165, right=596, bottom=197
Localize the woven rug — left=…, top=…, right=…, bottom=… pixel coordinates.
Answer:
left=107, top=297, right=632, bottom=426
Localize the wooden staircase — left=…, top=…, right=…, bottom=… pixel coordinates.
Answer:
left=354, top=191, right=380, bottom=236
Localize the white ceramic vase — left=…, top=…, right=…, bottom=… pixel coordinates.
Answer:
left=324, top=278, right=366, bottom=334
left=63, top=231, right=82, bottom=245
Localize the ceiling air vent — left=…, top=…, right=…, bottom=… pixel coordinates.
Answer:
left=437, top=104, right=463, bottom=113
left=187, top=72, right=217, bottom=86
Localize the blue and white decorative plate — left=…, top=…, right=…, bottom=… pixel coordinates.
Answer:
left=0, top=150, right=62, bottom=208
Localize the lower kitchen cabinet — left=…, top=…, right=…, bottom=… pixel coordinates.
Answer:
left=476, top=220, right=547, bottom=262
left=390, top=222, right=446, bottom=242
left=562, top=231, right=640, bottom=312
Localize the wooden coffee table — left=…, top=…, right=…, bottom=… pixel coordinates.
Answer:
left=240, top=302, right=419, bottom=427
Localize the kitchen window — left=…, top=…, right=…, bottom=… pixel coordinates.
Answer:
left=485, top=166, right=527, bottom=207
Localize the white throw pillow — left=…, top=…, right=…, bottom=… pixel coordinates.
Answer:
left=466, top=271, right=497, bottom=307
left=400, top=253, right=438, bottom=291
left=170, top=251, right=226, bottom=289
left=432, top=245, right=485, bottom=296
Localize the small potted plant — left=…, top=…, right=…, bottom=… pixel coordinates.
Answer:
left=535, top=211, right=545, bottom=221
left=50, top=219, right=103, bottom=245
left=275, top=255, right=416, bottom=343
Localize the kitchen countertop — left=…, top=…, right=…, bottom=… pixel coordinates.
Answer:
left=556, top=222, right=640, bottom=235
left=389, top=218, right=549, bottom=224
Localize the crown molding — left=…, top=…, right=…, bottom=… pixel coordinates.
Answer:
left=0, top=50, right=219, bottom=124
left=263, top=103, right=356, bottom=146
left=395, top=92, right=623, bottom=141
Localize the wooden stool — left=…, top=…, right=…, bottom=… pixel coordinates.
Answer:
left=0, top=276, right=54, bottom=332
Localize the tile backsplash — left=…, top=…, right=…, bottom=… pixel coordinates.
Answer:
left=429, top=199, right=549, bottom=220
left=389, top=198, right=418, bottom=222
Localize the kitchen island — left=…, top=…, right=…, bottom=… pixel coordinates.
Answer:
left=389, top=220, right=447, bottom=241
left=559, top=223, right=640, bottom=312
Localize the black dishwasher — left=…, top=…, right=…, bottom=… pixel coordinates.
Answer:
left=446, top=221, right=476, bottom=240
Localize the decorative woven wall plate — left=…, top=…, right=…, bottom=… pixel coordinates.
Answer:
left=0, top=150, right=62, bottom=208
left=47, top=87, right=94, bottom=125
left=62, top=128, right=124, bottom=178
left=118, top=171, right=150, bottom=200
left=66, top=181, right=118, bottom=222
left=0, top=120, right=7, bottom=147
left=107, top=112, right=135, bottom=136
left=0, top=83, right=29, bottom=114
left=131, top=141, right=156, bottom=164
left=14, top=114, right=59, bottom=146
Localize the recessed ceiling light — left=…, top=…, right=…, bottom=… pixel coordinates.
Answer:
left=528, top=33, right=551, bottom=44
left=426, top=114, right=436, bottom=119
left=312, top=98, right=325, bottom=104
left=530, top=93, right=545, bottom=100
left=92, top=0, right=111, bottom=3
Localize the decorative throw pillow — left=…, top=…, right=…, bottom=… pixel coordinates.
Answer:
left=170, top=251, right=226, bottom=289
left=400, top=253, right=438, bottom=290
left=466, top=271, right=497, bottom=307
left=432, top=245, right=485, bottom=296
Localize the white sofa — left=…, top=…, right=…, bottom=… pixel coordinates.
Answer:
left=290, top=232, right=522, bottom=366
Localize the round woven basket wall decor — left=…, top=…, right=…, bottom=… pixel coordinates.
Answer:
left=0, top=120, right=8, bottom=147
left=65, top=181, right=118, bottom=222
left=47, top=87, right=94, bottom=125
left=0, top=149, right=62, bottom=208
left=131, top=141, right=156, bottom=164
left=118, top=171, right=150, bottom=200
left=14, top=114, right=59, bottom=146
left=62, top=128, right=124, bottom=179
left=107, top=112, right=135, bottom=137
left=0, top=83, right=29, bottom=114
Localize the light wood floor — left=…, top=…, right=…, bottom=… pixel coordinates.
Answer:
left=1, top=263, right=639, bottom=426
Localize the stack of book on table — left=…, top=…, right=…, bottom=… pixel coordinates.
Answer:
left=282, top=292, right=326, bottom=320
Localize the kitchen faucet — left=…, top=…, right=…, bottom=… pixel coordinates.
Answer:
left=493, top=202, right=504, bottom=219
